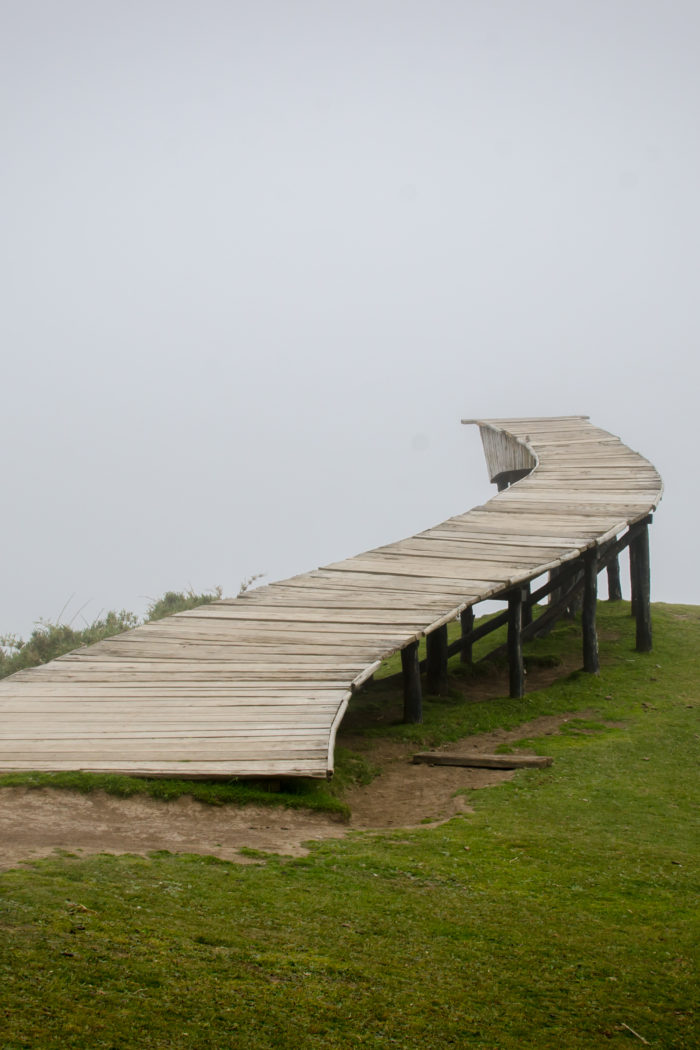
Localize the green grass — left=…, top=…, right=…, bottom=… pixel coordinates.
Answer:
left=1, top=602, right=698, bottom=1048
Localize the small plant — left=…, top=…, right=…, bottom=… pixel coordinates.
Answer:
left=0, top=611, right=140, bottom=680
left=238, top=572, right=266, bottom=596
left=145, top=587, right=222, bottom=621
left=0, top=586, right=226, bottom=680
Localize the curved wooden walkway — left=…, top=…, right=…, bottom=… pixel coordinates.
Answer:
left=0, top=417, right=662, bottom=779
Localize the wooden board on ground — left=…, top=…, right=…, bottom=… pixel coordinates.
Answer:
left=412, top=752, right=554, bottom=769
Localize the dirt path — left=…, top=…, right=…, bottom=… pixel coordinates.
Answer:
left=0, top=714, right=577, bottom=871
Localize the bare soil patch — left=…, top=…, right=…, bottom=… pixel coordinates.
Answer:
left=0, top=789, right=348, bottom=871
left=341, top=712, right=589, bottom=830
left=0, top=713, right=584, bottom=872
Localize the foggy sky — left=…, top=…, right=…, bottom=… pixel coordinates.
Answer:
left=2, top=1, right=699, bottom=639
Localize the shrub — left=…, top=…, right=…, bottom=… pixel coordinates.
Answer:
left=0, top=587, right=222, bottom=679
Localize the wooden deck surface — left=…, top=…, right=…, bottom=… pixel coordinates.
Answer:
left=0, top=417, right=663, bottom=778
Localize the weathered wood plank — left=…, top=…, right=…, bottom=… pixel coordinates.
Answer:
left=412, top=752, right=553, bottom=769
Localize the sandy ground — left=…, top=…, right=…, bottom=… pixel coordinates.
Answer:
left=0, top=714, right=578, bottom=871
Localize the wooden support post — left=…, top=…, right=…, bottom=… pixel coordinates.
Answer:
left=508, top=588, right=525, bottom=699
left=629, top=541, right=638, bottom=617
left=460, top=607, right=474, bottom=664
left=426, top=624, right=448, bottom=695
left=538, top=569, right=560, bottom=638
left=607, top=554, right=623, bottom=601
left=401, top=642, right=422, bottom=724
left=549, top=567, right=562, bottom=606
left=632, top=522, right=652, bottom=652
left=522, top=582, right=532, bottom=628
left=563, top=563, right=583, bottom=618
left=582, top=548, right=600, bottom=674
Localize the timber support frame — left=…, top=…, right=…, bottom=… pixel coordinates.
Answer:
left=401, top=642, right=423, bottom=724
left=426, top=624, right=449, bottom=696
left=631, top=517, right=653, bottom=652
left=507, top=587, right=526, bottom=699
left=582, top=548, right=600, bottom=673
left=460, top=607, right=475, bottom=664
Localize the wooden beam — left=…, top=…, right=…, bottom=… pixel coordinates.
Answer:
left=508, top=588, right=525, bottom=699
left=522, top=582, right=533, bottom=628
left=426, top=624, right=448, bottom=695
left=528, top=573, right=585, bottom=641
left=629, top=539, right=638, bottom=617
left=582, top=548, right=600, bottom=673
left=549, top=566, right=563, bottom=607
left=530, top=560, right=581, bottom=605
left=606, top=553, right=623, bottom=601
left=460, top=607, right=474, bottom=664
left=632, top=521, right=652, bottom=652
left=412, top=752, right=553, bottom=769
left=567, top=566, right=584, bottom=618
left=401, top=642, right=422, bottom=723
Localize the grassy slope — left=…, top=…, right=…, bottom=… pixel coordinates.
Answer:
left=0, top=602, right=698, bottom=1049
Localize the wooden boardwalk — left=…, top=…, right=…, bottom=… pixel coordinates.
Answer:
left=0, top=417, right=663, bottom=779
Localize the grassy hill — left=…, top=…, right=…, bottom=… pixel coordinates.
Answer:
left=0, top=601, right=698, bottom=1048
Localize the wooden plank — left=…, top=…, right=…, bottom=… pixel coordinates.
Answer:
left=483, top=504, right=636, bottom=522
left=142, top=619, right=415, bottom=637
left=1, top=709, right=339, bottom=723
left=1, top=716, right=338, bottom=731
left=54, top=654, right=370, bottom=669
left=82, top=642, right=396, bottom=659
left=412, top=752, right=553, bottom=769
left=0, top=762, right=330, bottom=778
left=310, top=569, right=489, bottom=594
left=237, top=584, right=452, bottom=605
left=421, top=529, right=587, bottom=549
left=376, top=538, right=566, bottom=561
left=1, top=741, right=330, bottom=755
left=497, top=489, right=657, bottom=503
left=1, top=733, right=331, bottom=747
left=463, top=415, right=588, bottom=424
left=178, top=608, right=437, bottom=624
left=442, top=512, right=610, bottom=534
left=340, top=551, right=549, bottom=575
left=323, top=555, right=515, bottom=582
left=140, top=622, right=409, bottom=641
left=0, top=682, right=351, bottom=696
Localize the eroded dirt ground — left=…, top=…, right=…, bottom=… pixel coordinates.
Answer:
left=0, top=713, right=581, bottom=871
